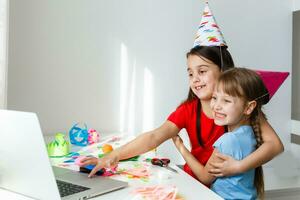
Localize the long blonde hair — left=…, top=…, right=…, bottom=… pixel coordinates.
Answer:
left=217, top=68, right=269, bottom=199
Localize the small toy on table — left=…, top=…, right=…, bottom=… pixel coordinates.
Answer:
left=88, top=128, right=100, bottom=144
left=47, top=133, right=70, bottom=157
left=69, top=123, right=89, bottom=146
left=102, top=144, right=113, bottom=153
left=69, top=123, right=100, bottom=146
left=98, top=144, right=114, bottom=158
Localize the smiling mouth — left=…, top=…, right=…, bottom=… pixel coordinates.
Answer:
left=214, top=112, right=226, bottom=119
left=195, top=85, right=205, bottom=90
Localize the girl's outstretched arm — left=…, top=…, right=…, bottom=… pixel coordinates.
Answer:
left=82, top=121, right=180, bottom=177
left=172, top=135, right=216, bottom=185
left=209, top=118, right=284, bottom=177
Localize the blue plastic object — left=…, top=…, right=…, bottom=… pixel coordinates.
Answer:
left=69, top=123, right=89, bottom=146
left=79, top=165, right=105, bottom=176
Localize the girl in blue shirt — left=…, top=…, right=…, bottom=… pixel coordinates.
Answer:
left=173, top=67, right=268, bottom=200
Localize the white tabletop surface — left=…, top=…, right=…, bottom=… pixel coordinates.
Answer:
left=0, top=134, right=222, bottom=200
left=90, top=164, right=223, bottom=200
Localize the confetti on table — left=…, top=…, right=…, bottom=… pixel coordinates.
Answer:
left=132, top=185, right=183, bottom=200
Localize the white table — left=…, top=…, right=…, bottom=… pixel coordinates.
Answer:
left=90, top=164, right=222, bottom=200
left=50, top=134, right=222, bottom=200
left=0, top=134, right=222, bottom=200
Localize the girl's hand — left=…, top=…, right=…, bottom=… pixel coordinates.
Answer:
left=172, top=135, right=184, bottom=150
left=80, top=152, right=120, bottom=178
left=208, top=151, right=241, bottom=177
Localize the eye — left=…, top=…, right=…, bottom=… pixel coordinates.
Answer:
left=224, top=99, right=232, bottom=103
left=199, top=70, right=207, bottom=74
left=211, top=95, right=217, bottom=100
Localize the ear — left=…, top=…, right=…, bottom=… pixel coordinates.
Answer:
left=244, top=101, right=257, bottom=115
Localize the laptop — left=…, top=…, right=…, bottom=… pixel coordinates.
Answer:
left=0, top=109, right=128, bottom=200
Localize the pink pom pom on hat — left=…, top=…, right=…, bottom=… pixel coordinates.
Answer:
left=193, top=1, right=227, bottom=47
left=255, top=70, right=289, bottom=100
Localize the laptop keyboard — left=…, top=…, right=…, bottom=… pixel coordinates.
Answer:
left=56, top=180, right=90, bottom=197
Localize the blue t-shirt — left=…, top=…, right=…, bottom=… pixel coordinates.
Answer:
left=211, top=125, right=257, bottom=200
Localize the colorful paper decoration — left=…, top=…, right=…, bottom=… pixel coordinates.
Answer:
left=102, top=144, right=114, bottom=154
left=75, top=155, right=87, bottom=166
left=132, top=185, right=180, bottom=200
left=121, top=166, right=149, bottom=179
left=69, top=123, right=89, bottom=146
left=88, top=128, right=100, bottom=144
left=193, top=1, right=227, bottom=47
left=256, top=70, right=289, bottom=99
left=47, top=133, right=70, bottom=157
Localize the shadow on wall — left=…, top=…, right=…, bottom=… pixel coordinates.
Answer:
left=119, top=43, right=154, bottom=136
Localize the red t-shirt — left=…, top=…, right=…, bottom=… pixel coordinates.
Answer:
left=167, top=99, right=224, bottom=179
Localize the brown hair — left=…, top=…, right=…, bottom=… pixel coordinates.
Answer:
left=181, top=46, right=235, bottom=146
left=217, top=67, right=269, bottom=199
left=184, top=46, right=235, bottom=103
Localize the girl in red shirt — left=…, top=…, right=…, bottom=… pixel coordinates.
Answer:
left=82, top=45, right=283, bottom=181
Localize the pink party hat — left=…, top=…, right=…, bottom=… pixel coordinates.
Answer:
left=255, top=70, right=289, bottom=99
left=193, top=1, right=227, bottom=47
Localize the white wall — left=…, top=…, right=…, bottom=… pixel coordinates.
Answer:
left=0, top=0, right=8, bottom=109
left=8, top=0, right=192, bottom=136
left=294, top=0, right=300, bottom=11
left=8, top=0, right=293, bottom=167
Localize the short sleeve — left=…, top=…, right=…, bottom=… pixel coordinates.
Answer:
left=213, top=133, right=242, bottom=160
left=167, top=104, right=188, bottom=130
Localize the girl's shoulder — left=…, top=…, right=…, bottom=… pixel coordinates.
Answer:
left=213, top=132, right=236, bottom=148
left=178, top=98, right=198, bottom=108
left=219, top=125, right=254, bottom=142
left=176, top=99, right=198, bottom=113
left=213, top=125, right=256, bottom=158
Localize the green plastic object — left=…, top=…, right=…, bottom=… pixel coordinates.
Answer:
left=47, top=133, right=70, bottom=157
left=98, top=153, right=105, bottom=158
left=120, top=155, right=140, bottom=162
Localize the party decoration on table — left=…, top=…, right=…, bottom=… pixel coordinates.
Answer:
left=255, top=70, right=289, bottom=100
left=98, top=153, right=105, bottom=158
left=75, top=155, right=88, bottom=167
left=120, top=155, right=140, bottom=162
left=88, top=128, right=100, bottom=144
left=193, top=1, right=227, bottom=47
left=47, top=133, right=70, bottom=157
left=118, top=163, right=150, bottom=182
left=65, top=152, right=80, bottom=158
left=132, top=185, right=182, bottom=200
left=64, top=158, right=76, bottom=163
left=101, top=143, right=114, bottom=154
left=69, top=123, right=89, bottom=146
left=102, top=166, right=118, bottom=176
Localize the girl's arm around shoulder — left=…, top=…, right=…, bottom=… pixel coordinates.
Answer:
left=237, top=117, right=284, bottom=173
left=209, top=118, right=284, bottom=177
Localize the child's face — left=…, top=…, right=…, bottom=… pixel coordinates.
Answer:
left=210, top=86, right=248, bottom=131
left=187, top=55, right=220, bottom=101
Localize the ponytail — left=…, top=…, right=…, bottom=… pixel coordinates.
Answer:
left=250, top=110, right=265, bottom=199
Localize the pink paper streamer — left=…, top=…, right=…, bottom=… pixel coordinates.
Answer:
left=132, top=185, right=179, bottom=200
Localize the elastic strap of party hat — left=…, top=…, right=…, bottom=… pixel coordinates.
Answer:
left=253, top=93, right=269, bottom=102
